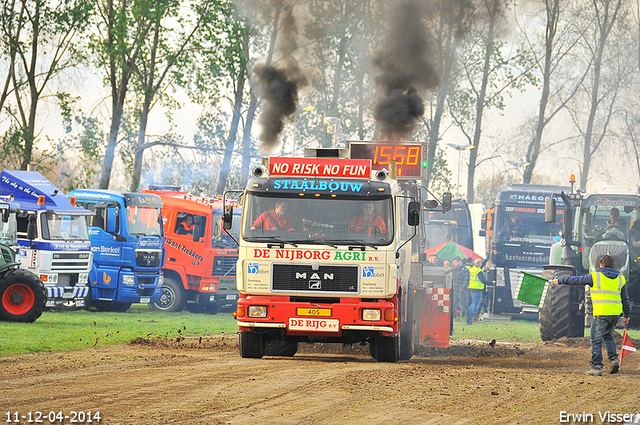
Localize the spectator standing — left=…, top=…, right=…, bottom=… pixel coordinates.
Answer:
left=468, top=258, right=487, bottom=322
left=453, top=256, right=472, bottom=325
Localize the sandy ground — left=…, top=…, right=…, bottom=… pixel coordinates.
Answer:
left=2, top=332, right=640, bottom=425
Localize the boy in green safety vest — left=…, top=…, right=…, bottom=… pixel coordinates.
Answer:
left=551, top=254, right=631, bottom=376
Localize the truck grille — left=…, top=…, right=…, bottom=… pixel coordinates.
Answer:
left=51, top=253, right=91, bottom=271
left=212, top=255, right=237, bottom=277
left=135, top=250, right=162, bottom=268
left=272, top=264, right=358, bottom=294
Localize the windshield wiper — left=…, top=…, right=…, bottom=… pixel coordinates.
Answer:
left=348, top=240, right=378, bottom=250
left=248, top=236, right=298, bottom=248
left=290, top=239, right=337, bottom=248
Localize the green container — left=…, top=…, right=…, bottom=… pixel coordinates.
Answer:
left=516, top=271, right=548, bottom=306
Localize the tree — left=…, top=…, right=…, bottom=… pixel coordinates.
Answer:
left=0, top=0, right=93, bottom=170
left=129, top=0, right=227, bottom=192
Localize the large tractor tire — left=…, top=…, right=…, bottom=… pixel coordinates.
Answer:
left=239, top=331, right=265, bottom=358
left=370, top=334, right=399, bottom=363
left=149, top=278, right=186, bottom=312
left=265, top=339, right=298, bottom=357
left=0, top=269, right=47, bottom=323
left=539, top=267, right=585, bottom=341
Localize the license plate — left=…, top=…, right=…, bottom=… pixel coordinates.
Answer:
left=75, top=299, right=85, bottom=307
left=62, top=292, right=74, bottom=299
left=296, top=308, right=331, bottom=317
left=140, top=297, right=150, bottom=303
left=226, top=294, right=237, bottom=300
left=289, top=318, right=339, bottom=332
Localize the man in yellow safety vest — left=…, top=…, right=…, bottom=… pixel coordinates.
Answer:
left=551, top=254, right=630, bottom=376
left=468, top=258, right=487, bottom=322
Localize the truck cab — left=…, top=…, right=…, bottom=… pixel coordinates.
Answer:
left=142, top=187, right=240, bottom=314
left=0, top=171, right=92, bottom=308
left=69, top=190, right=165, bottom=312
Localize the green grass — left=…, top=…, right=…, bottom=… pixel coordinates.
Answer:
left=452, top=316, right=640, bottom=343
left=0, top=305, right=238, bottom=356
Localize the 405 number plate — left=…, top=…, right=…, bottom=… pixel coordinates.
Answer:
left=296, top=308, right=331, bottom=317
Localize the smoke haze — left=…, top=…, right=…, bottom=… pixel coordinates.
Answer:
left=372, top=0, right=439, bottom=141
left=252, top=3, right=308, bottom=152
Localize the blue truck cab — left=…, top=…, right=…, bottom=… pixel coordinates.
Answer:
left=0, top=171, right=93, bottom=308
left=69, top=189, right=164, bottom=312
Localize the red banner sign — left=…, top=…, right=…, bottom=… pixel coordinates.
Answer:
left=269, top=157, right=371, bottom=178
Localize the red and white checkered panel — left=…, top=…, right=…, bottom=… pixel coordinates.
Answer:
left=426, top=287, right=450, bottom=313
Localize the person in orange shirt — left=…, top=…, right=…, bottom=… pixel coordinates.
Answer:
left=349, top=202, right=387, bottom=234
left=251, top=200, right=294, bottom=231
left=177, top=214, right=194, bottom=235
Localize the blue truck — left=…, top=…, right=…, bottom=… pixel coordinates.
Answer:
left=69, top=190, right=165, bottom=312
left=0, top=170, right=93, bottom=309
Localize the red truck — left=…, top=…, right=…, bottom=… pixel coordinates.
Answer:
left=143, top=186, right=239, bottom=313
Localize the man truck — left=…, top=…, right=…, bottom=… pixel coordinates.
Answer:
left=481, top=184, right=567, bottom=315
left=0, top=171, right=92, bottom=309
left=225, top=148, right=423, bottom=362
left=69, top=190, right=164, bottom=312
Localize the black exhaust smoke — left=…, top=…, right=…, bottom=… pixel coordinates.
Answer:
left=373, top=0, right=439, bottom=141
left=253, top=4, right=308, bottom=152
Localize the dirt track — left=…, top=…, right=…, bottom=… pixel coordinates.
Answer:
left=2, top=333, right=640, bottom=425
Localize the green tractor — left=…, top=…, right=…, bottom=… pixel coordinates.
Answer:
left=540, top=189, right=640, bottom=341
left=0, top=198, right=46, bottom=322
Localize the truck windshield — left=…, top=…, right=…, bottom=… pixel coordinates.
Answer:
left=126, top=206, right=162, bottom=237
left=0, top=214, right=17, bottom=246
left=213, top=210, right=241, bottom=247
left=42, top=213, right=89, bottom=240
left=242, top=193, right=394, bottom=246
left=579, top=195, right=640, bottom=245
left=494, top=205, right=562, bottom=245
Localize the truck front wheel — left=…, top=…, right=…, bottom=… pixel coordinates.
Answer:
left=539, top=267, right=585, bottom=341
left=239, top=331, right=265, bottom=358
left=370, top=334, right=399, bottom=362
left=149, top=278, right=186, bottom=312
left=265, top=339, right=298, bottom=357
left=0, top=269, right=46, bottom=322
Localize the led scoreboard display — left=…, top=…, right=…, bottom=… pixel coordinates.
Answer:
left=349, top=141, right=426, bottom=179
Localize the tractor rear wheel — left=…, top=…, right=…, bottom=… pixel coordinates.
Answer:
left=0, top=269, right=46, bottom=323
left=539, top=267, right=585, bottom=341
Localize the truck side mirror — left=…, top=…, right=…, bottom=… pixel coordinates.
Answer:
left=223, top=205, right=233, bottom=231
left=545, top=198, right=556, bottom=223
left=408, top=201, right=420, bottom=226
left=106, top=206, right=118, bottom=234
left=1, top=209, right=8, bottom=223
left=442, top=192, right=452, bottom=212
left=27, top=214, right=37, bottom=240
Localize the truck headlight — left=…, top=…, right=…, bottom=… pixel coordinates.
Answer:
left=248, top=306, right=267, bottom=318
left=157, top=274, right=163, bottom=287
left=122, top=275, right=136, bottom=286
left=362, top=309, right=381, bottom=321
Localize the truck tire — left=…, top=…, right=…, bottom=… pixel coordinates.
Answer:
left=370, top=334, right=399, bottom=362
left=239, top=331, right=265, bottom=358
left=149, top=278, right=186, bottom=312
left=399, top=285, right=415, bottom=361
left=539, top=268, right=585, bottom=341
left=265, top=339, right=298, bottom=357
left=0, top=269, right=46, bottom=323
